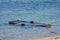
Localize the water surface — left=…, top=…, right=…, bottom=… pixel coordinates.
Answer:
left=0, top=0, right=60, bottom=40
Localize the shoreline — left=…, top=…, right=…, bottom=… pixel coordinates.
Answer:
left=29, top=34, right=60, bottom=40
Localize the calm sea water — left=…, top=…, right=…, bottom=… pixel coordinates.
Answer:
left=0, top=0, right=60, bottom=40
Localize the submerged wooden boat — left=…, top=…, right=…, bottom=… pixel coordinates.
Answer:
left=8, top=20, right=51, bottom=28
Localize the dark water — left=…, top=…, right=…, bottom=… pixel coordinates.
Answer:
left=0, top=0, right=60, bottom=40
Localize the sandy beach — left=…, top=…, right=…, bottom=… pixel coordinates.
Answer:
left=29, top=35, right=60, bottom=40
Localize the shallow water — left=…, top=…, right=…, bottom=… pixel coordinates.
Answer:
left=0, top=0, right=60, bottom=40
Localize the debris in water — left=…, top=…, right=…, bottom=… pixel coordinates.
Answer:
left=51, top=31, right=58, bottom=34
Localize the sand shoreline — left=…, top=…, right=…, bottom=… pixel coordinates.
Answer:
left=29, top=35, right=60, bottom=40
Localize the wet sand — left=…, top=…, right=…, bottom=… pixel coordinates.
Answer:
left=29, top=35, right=60, bottom=40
